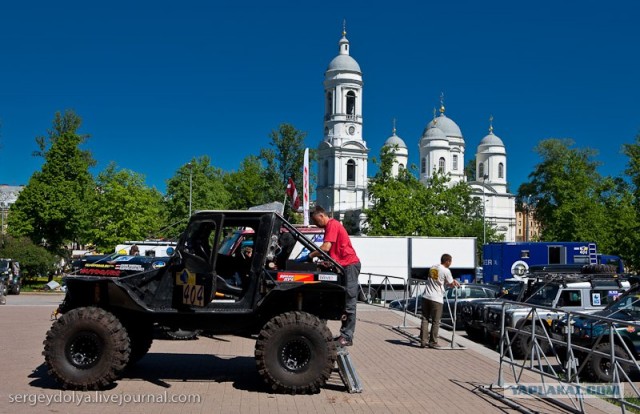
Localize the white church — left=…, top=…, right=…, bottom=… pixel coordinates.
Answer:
left=315, top=29, right=517, bottom=242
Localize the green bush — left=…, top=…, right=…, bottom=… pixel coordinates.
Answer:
left=0, top=236, right=60, bottom=280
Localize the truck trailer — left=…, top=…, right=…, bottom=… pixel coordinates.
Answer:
left=482, top=241, right=624, bottom=283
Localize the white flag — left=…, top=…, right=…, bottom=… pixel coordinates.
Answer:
left=303, top=148, right=309, bottom=226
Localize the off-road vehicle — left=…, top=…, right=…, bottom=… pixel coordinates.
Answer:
left=460, top=277, right=535, bottom=340
left=44, top=210, right=347, bottom=394
left=0, top=258, right=21, bottom=295
left=551, top=284, right=640, bottom=382
left=485, top=273, right=629, bottom=358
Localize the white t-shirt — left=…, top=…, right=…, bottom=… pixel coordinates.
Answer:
left=422, top=263, right=454, bottom=303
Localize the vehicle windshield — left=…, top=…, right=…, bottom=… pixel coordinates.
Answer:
left=606, top=292, right=640, bottom=314
left=0, top=260, right=8, bottom=271
left=218, top=231, right=243, bottom=256
left=500, top=281, right=524, bottom=300
left=526, top=283, right=560, bottom=306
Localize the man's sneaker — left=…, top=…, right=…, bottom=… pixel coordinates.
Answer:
left=428, top=342, right=440, bottom=349
left=336, top=336, right=353, bottom=347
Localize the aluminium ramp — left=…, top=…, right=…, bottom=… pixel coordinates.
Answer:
left=336, top=347, right=363, bottom=393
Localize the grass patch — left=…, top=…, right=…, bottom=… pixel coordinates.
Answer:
left=22, top=276, right=65, bottom=292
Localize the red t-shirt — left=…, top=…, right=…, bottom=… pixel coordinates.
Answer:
left=324, top=218, right=360, bottom=266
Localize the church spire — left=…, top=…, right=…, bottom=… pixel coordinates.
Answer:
left=439, top=92, right=446, bottom=115
left=339, top=20, right=350, bottom=55
left=489, top=115, right=494, bottom=134
left=392, top=118, right=397, bottom=135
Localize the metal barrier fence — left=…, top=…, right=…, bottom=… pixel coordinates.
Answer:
left=481, top=300, right=640, bottom=414
left=358, top=273, right=407, bottom=307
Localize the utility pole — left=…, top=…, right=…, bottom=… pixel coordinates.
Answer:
left=187, top=162, right=193, bottom=218
left=482, top=174, right=488, bottom=245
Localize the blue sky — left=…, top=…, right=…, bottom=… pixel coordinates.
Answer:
left=1, top=1, right=638, bottom=196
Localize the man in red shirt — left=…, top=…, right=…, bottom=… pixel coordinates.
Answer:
left=309, top=206, right=361, bottom=347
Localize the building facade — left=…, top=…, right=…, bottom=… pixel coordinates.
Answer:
left=0, top=185, right=24, bottom=235
left=317, top=30, right=516, bottom=241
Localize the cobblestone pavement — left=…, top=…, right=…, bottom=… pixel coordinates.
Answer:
left=0, top=294, right=621, bottom=413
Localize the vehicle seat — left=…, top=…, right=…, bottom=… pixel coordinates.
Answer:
left=215, top=275, right=243, bottom=297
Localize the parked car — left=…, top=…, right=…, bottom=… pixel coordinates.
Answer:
left=389, top=284, right=500, bottom=328
left=485, top=274, right=630, bottom=358
left=551, top=284, right=640, bottom=382
left=0, top=258, right=21, bottom=295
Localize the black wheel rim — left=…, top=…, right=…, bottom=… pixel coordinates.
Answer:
left=600, top=358, right=612, bottom=378
left=280, top=337, right=313, bottom=372
left=66, top=331, right=103, bottom=369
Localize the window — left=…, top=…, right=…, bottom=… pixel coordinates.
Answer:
left=453, top=154, right=458, bottom=171
left=325, top=91, right=333, bottom=117
left=421, top=158, right=426, bottom=174
left=591, top=289, right=623, bottom=307
left=438, top=157, right=445, bottom=173
left=478, top=162, right=485, bottom=178
left=498, top=162, right=504, bottom=178
left=346, top=91, right=356, bottom=116
left=323, top=160, right=329, bottom=186
left=558, top=290, right=582, bottom=307
left=347, top=159, right=356, bottom=185
left=398, top=163, right=405, bottom=170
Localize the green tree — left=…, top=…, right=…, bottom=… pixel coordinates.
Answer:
left=223, top=155, right=273, bottom=209
left=164, top=156, right=230, bottom=237
left=619, top=134, right=640, bottom=270
left=87, top=163, right=166, bottom=252
left=0, top=236, right=59, bottom=280
left=600, top=177, right=639, bottom=270
left=518, top=139, right=609, bottom=245
left=365, top=146, right=494, bottom=245
left=8, top=110, right=95, bottom=253
left=259, top=124, right=313, bottom=207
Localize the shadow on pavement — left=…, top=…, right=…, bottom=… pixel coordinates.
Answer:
left=29, top=353, right=270, bottom=393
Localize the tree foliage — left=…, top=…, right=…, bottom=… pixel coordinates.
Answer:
left=87, top=163, right=166, bottom=252
left=0, top=236, right=59, bottom=279
left=365, top=146, right=498, bottom=248
left=259, top=123, right=313, bottom=206
left=518, top=139, right=609, bottom=246
left=223, top=155, right=274, bottom=209
left=164, top=156, right=230, bottom=237
left=8, top=110, right=95, bottom=253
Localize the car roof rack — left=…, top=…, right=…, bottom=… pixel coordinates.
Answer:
left=528, top=272, right=627, bottom=288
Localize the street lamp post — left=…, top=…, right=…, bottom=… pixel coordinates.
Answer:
left=187, top=162, right=193, bottom=218
left=482, top=174, right=488, bottom=245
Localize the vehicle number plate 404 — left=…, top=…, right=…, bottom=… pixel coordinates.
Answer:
left=183, top=284, right=205, bottom=307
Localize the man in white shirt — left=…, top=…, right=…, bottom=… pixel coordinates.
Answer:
left=420, top=254, right=460, bottom=348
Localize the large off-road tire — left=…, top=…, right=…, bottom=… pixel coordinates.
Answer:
left=510, top=325, right=550, bottom=359
left=43, top=307, right=130, bottom=390
left=162, top=327, right=202, bottom=340
left=126, top=323, right=154, bottom=365
left=255, top=311, right=337, bottom=394
left=465, top=325, right=486, bottom=341
left=587, top=343, right=632, bottom=382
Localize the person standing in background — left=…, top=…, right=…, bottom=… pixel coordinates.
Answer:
left=420, top=253, right=460, bottom=348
